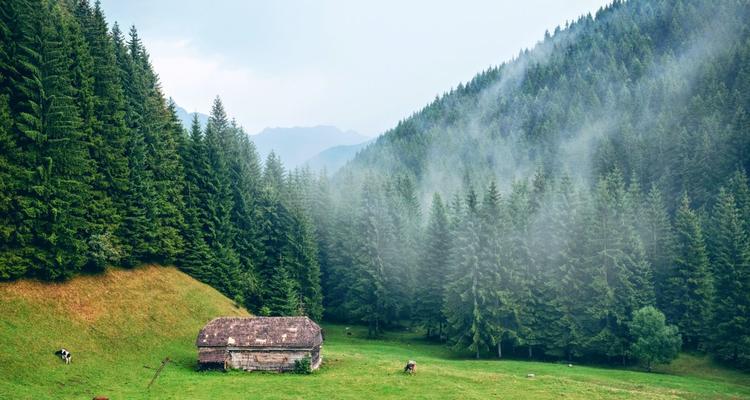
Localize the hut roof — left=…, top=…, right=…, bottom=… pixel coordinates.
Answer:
left=196, top=316, right=322, bottom=349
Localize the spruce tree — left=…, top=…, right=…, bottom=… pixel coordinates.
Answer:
left=0, top=3, right=27, bottom=279
left=414, top=193, right=451, bottom=338
left=0, top=91, right=24, bottom=279
left=202, top=96, right=240, bottom=296
left=548, top=176, right=588, bottom=360
left=711, top=188, right=750, bottom=366
left=226, top=122, right=263, bottom=308
left=263, top=256, right=299, bottom=317
left=443, top=188, right=494, bottom=358
left=349, top=178, right=395, bottom=336
left=582, top=171, right=649, bottom=361
left=642, top=185, right=676, bottom=314
left=116, top=26, right=158, bottom=264
left=664, top=193, right=712, bottom=349
left=27, top=0, right=94, bottom=278
left=178, top=114, right=213, bottom=281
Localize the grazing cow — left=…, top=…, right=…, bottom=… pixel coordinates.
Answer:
left=55, top=349, right=72, bottom=364
left=404, top=360, right=417, bottom=374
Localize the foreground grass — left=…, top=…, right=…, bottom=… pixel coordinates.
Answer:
left=1, top=267, right=748, bottom=399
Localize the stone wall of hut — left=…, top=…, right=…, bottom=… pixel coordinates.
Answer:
left=226, top=348, right=317, bottom=371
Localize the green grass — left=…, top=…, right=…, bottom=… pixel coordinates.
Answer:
left=1, top=267, right=749, bottom=399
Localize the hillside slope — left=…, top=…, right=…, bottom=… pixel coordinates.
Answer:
left=343, top=0, right=750, bottom=209
left=0, top=266, right=248, bottom=399
left=304, top=138, right=374, bottom=175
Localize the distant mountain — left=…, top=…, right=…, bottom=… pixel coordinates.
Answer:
left=251, top=126, right=368, bottom=169
left=174, top=105, right=209, bottom=130
left=304, top=139, right=375, bottom=175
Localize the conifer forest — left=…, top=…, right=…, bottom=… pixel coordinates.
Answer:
left=2, top=0, right=750, bottom=373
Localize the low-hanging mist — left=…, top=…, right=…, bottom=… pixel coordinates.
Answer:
left=303, top=0, right=750, bottom=366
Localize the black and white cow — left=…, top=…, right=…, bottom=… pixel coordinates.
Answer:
left=54, top=348, right=72, bottom=364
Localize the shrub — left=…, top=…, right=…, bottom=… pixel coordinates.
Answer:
left=293, top=357, right=312, bottom=374
left=630, top=306, right=682, bottom=371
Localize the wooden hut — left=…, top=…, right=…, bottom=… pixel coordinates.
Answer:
left=195, top=316, right=323, bottom=371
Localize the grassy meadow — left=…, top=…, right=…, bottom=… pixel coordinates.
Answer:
left=0, top=266, right=748, bottom=399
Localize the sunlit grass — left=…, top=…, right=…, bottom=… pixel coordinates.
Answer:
left=1, top=266, right=748, bottom=399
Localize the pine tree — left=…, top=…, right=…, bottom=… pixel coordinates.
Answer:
left=349, top=178, right=395, bottom=337
left=728, top=170, right=750, bottom=233
left=4, top=0, right=48, bottom=278
left=318, top=172, right=359, bottom=321
left=153, top=99, right=187, bottom=261
left=711, top=188, right=750, bottom=366
left=263, top=151, right=285, bottom=192
left=581, top=171, right=651, bottom=361
left=131, top=29, right=183, bottom=263
left=547, top=176, right=587, bottom=360
left=507, top=181, right=542, bottom=359
left=308, top=172, right=339, bottom=318
left=664, top=193, right=712, bottom=349
left=117, top=25, right=158, bottom=264
left=443, top=187, right=495, bottom=358
left=22, top=0, right=95, bottom=279
left=286, top=202, right=323, bottom=321
left=201, top=96, right=240, bottom=296
left=641, top=184, right=676, bottom=314
left=178, top=114, right=213, bottom=281
left=263, top=256, right=299, bottom=317
left=414, top=193, right=451, bottom=338
left=0, top=91, right=25, bottom=279
left=0, top=3, right=27, bottom=279
left=226, top=121, right=263, bottom=308
left=388, top=175, right=421, bottom=321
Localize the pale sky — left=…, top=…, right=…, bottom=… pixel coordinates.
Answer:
left=99, top=0, right=610, bottom=137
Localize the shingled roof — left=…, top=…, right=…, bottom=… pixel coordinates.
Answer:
left=196, top=316, right=322, bottom=349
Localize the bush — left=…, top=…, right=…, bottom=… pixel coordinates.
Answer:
left=293, top=357, right=312, bottom=374
left=232, top=295, right=244, bottom=309
left=630, top=306, right=682, bottom=371
left=87, top=231, right=122, bottom=271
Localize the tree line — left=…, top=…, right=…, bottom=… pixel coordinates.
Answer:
left=309, top=168, right=750, bottom=368
left=0, top=0, right=322, bottom=320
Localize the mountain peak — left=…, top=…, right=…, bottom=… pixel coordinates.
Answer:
left=174, top=104, right=209, bottom=129
left=251, top=126, right=369, bottom=169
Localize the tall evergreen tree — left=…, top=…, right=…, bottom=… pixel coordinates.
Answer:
left=201, top=96, right=240, bottom=296
left=178, top=114, right=213, bottom=281
left=414, top=193, right=451, bottom=338
left=711, top=188, right=750, bottom=366
left=22, top=0, right=95, bottom=279
left=641, top=184, right=676, bottom=314
left=443, top=187, right=495, bottom=358
left=349, top=178, right=395, bottom=337
left=664, top=193, right=712, bottom=349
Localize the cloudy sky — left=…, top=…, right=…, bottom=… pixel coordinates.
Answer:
left=99, top=0, right=610, bottom=137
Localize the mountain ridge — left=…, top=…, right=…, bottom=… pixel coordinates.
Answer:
left=340, top=0, right=749, bottom=210
left=251, top=125, right=369, bottom=169
left=174, top=104, right=209, bottom=129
